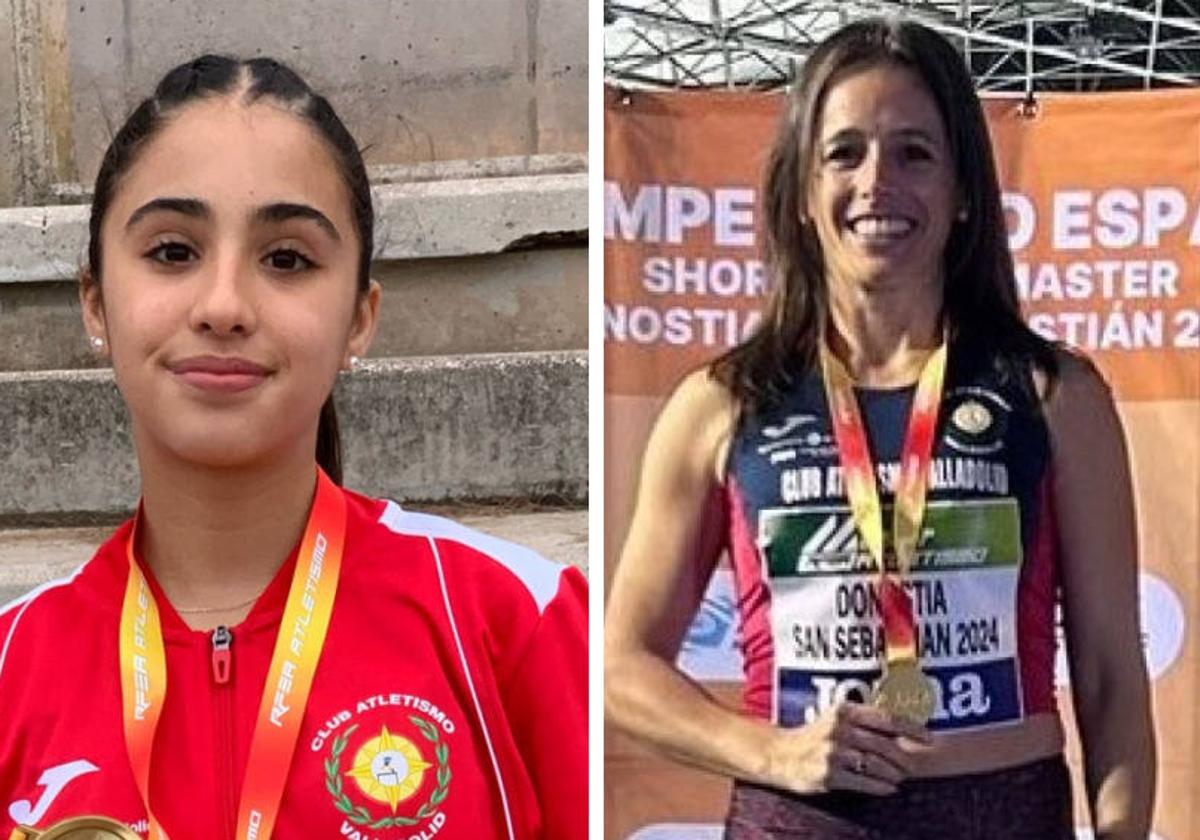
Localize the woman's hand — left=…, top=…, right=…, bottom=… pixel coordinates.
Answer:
left=762, top=702, right=932, bottom=796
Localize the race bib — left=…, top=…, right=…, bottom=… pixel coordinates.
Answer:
left=762, top=498, right=1026, bottom=731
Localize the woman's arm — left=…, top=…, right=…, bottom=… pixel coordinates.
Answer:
left=1046, top=352, right=1156, bottom=839
left=605, top=370, right=925, bottom=796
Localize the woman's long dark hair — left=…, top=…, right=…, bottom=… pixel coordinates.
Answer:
left=86, top=55, right=374, bottom=483
left=711, top=17, right=1056, bottom=413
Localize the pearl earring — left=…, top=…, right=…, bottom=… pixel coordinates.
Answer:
left=90, top=336, right=104, bottom=350
left=348, top=355, right=361, bottom=371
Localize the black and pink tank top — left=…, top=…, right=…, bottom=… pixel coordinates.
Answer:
left=724, top=344, right=1060, bottom=733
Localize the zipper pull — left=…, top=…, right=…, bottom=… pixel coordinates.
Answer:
left=211, top=625, right=233, bottom=685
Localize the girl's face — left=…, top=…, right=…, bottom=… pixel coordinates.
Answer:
left=82, top=96, right=379, bottom=470
left=806, top=63, right=958, bottom=295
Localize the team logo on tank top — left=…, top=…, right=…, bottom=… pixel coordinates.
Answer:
left=952, top=400, right=992, bottom=435
left=758, top=414, right=836, bottom=464
left=944, top=387, right=1011, bottom=456
left=313, top=693, right=455, bottom=838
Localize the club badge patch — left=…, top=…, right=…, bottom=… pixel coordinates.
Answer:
left=314, top=693, right=455, bottom=835
left=943, top=387, right=1010, bottom=456
left=951, top=400, right=992, bottom=435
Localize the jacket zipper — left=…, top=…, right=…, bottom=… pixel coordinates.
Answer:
left=212, top=626, right=238, bottom=840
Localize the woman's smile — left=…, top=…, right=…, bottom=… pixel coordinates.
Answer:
left=844, top=211, right=920, bottom=250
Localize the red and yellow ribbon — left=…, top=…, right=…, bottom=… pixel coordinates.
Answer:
left=119, top=540, right=167, bottom=840
left=119, top=467, right=346, bottom=840
left=820, top=339, right=947, bottom=664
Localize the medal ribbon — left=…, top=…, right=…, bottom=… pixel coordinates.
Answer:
left=119, top=467, right=346, bottom=840
left=819, top=340, right=947, bottom=664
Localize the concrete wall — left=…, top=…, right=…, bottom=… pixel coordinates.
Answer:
left=372, top=248, right=586, bottom=358
left=0, top=0, right=587, bottom=206
left=0, top=0, right=77, bottom=205
left=0, top=351, right=586, bottom=522
left=341, top=353, right=586, bottom=503
left=0, top=4, right=19, bottom=205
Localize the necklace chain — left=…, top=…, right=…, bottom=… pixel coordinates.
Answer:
left=173, top=591, right=264, bottom=615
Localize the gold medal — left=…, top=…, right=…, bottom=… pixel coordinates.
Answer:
left=10, top=816, right=141, bottom=840
left=872, top=658, right=935, bottom=726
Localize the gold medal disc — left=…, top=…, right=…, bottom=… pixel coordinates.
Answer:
left=872, top=659, right=935, bottom=726
left=12, top=816, right=141, bottom=840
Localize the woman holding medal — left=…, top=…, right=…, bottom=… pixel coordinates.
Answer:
left=605, top=17, right=1154, bottom=840
left=0, top=56, right=586, bottom=840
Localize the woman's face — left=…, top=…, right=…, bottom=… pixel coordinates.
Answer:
left=806, top=63, right=958, bottom=295
left=82, top=96, right=378, bottom=470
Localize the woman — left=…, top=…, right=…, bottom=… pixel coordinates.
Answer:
left=0, top=56, right=585, bottom=840
left=605, top=18, right=1153, bottom=840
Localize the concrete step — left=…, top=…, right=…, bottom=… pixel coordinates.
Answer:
left=0, top=507, right=587, bottom=607
left=0, top=157, right=586, bottom=371
left=0, top=350, right=586, bottom=522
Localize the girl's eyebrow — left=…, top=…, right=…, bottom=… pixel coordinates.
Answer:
left=125, top=196, right=208, bottom=229
left=123, top=197, right=341, bottom=243
left=254, top=202, right=342, bottom=242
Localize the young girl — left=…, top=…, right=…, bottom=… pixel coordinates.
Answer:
left=0, top=56, right=586, bottom=840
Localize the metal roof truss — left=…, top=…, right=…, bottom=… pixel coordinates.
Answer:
left=605, top=1, right=1200, bottom=90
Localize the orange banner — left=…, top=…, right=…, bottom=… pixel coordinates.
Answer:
left=605, top=86, right=1199, bottom=840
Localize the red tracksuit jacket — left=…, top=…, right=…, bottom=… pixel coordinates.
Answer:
left=0, top=488, right=587, bottom=839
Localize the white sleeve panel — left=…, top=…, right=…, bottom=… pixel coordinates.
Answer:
left=377, top=501, right=565, bottom=615
left=0, top=566, right=85, bottom=682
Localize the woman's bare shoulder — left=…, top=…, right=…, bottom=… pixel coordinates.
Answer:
left=668, top=366, right=738, bottom=417
left=656, top=367, right=741, bottom=483
left=1040, top=345, right=1112, bottom=424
